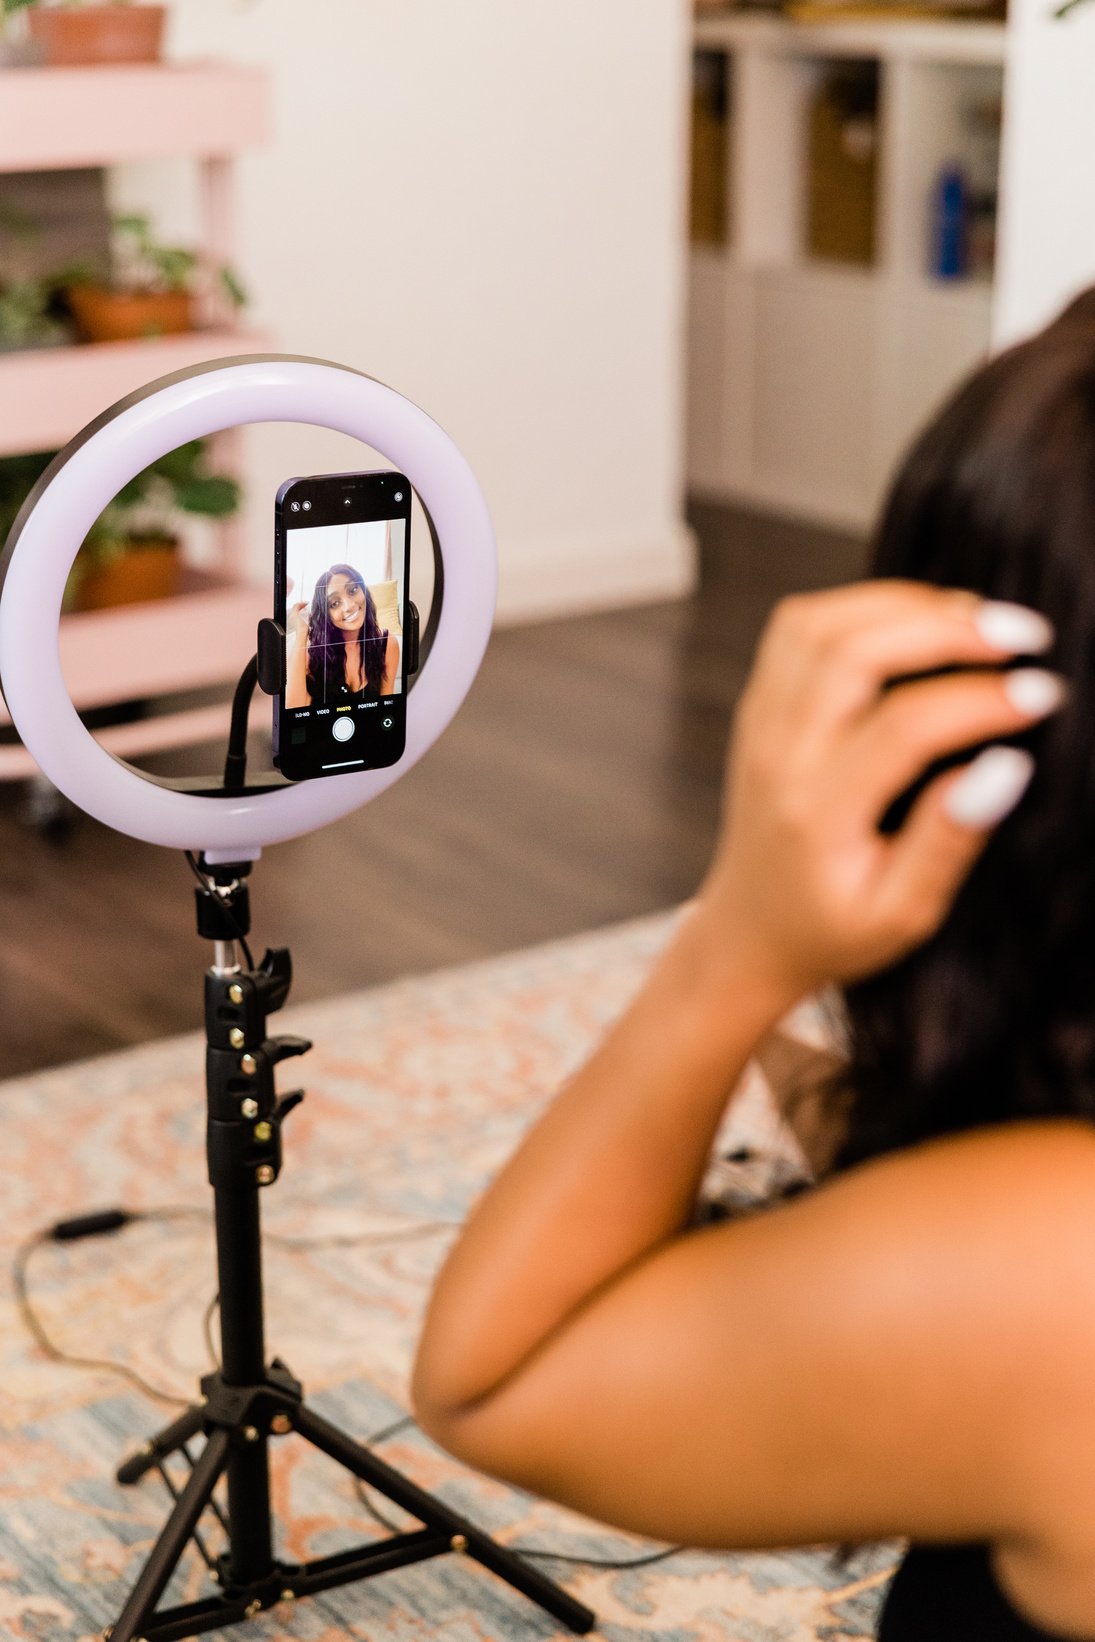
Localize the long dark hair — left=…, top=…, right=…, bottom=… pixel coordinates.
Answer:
left=306, top=562, right=389, bottom=701
left=818, top=288, right=1095, bottom=1176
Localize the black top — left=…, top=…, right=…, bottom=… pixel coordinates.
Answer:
left=305, top=676, right=379, bottom=706
left=878, top=1542, right=1091, bottom=1641
left=306, top=633, right=389, bottom=707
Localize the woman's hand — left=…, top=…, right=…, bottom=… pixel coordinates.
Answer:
left=696, top=580, right=1066, bottom=1006
left=287, top=600, right=309, bottom=645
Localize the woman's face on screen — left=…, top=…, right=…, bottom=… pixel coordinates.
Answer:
left=325, top=572, right=365, bottom=633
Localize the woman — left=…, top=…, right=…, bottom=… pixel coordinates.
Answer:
left=285, top=563, right=399, bottom=709
left=411, top=290, right=1095, bottom=1640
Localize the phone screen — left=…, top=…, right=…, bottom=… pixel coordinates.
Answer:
left=273, top=470, right=410, bottom=781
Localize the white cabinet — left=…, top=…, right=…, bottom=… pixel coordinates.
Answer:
left=688, top=15, right=1004, bottom=533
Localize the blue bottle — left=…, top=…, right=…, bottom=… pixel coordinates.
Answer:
left=930, top=166, right=969, bottom=280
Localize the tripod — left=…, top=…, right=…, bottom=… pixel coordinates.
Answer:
left=104, top=857, right=596, bottom=1642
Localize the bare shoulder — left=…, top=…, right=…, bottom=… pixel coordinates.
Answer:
left=817, top=1116, right=1095, bottom=1431
left=836, top=1117, right=1095, bottom=1635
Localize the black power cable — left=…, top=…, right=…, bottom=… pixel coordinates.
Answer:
left=223, top=654, right=258, bottom=792
left=14, top=1205, right=688, bottom=1572
left=184, top=851, right=255, bottom=970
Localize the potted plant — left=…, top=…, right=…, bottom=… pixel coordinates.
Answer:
left=0, top=203, right=74, bottom=350
left=0, top=441, right=243, bottom=612
left=1, top=1, right=167, bottom=67
left=61, top=213, right=246, bottom=342
left=67, top=437, right=242, bottom=610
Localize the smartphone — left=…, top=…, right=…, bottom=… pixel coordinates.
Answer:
left=273, top=470, right=410, bottom=781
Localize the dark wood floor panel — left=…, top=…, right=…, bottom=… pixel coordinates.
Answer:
left=0, top=505, right=869, bottom=1076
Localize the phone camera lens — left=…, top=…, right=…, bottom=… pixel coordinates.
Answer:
left=290, top=501, right=301, bottom=512
left=394, top=492, right=404, bottom=502
left=344, top=498, right=353, bottom=507
left=301, top=500, right=312, bottom=512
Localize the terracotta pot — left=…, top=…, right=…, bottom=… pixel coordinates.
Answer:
left=66, top=282, right=192, bottom=343
left=73, top=539, right=181, bottom=612
left=27, top=6, right=166, bottom=68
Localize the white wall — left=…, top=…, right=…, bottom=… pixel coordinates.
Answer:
left=994, top=0, right=1095, bottom=348
left=114, top=0, right=696, bottom=625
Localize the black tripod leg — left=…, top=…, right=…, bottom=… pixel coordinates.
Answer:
left=292, top=1403, right=596, bottom=1635
left=108, top=1426, right=232, bottom=1642
left=117, top=1404, right=205, bottom=1485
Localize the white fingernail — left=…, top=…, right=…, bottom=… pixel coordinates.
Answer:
left=945, top=746, right=1035, bottom=828
left=1003, top=668, right=1067, bottom=716
left=974, top=601, right=1055, bottom=653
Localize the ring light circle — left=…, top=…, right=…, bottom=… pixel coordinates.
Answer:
left=0, top=356, right=497, bottom=853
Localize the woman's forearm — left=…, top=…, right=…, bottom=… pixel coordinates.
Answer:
left=285, top=638, right=309, bottom=709
left=411, top=905, right=797, bottom=1426
left=383, top=635, right=400, bottom=695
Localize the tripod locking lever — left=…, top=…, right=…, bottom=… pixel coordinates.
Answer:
left=263, top=1034, right=312, bottom=1065
left=274, top=1090, right=305, bottom=1125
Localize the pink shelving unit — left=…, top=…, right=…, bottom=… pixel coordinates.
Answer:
left=0, top=63, right=272, bottom=780
left=0, top=328, right=269, bottom=455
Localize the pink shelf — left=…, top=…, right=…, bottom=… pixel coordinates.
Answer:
left=0, top=577, right=270, bottom=730
left=0, top=58, right=274, bottom=780
left=0, top=328, right=272, bottom=455
left=0, top=63, right=269, bottom=170
left=0, top=702, right=235, bottom=780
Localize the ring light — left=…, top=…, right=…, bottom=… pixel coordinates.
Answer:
left=0, top=355, right=497, bottom=856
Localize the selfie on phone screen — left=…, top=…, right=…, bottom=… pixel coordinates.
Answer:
left=274, top=473, right=410, bottom=781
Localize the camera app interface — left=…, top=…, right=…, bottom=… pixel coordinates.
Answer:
left=281, top=501, right=408, bottom=775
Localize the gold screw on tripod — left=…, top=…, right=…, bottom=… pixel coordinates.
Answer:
left=244, top=1599, right=261, bottom=1619
left=271, top=1412, right=292, bottom=1434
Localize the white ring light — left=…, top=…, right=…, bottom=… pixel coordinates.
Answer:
left=0, top=355, right=497, bottom=856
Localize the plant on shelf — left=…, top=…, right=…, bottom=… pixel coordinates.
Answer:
left=72, top=437, right=243, bottom=610
left=0, top=273, right=67, bottom=350
left=0, top=439, right=243, bottom=612
left=1, top=1, right=168, bottom=69
left=60, top=213, right=247, bottom=344
left=0, top=202, right=72, bottom=352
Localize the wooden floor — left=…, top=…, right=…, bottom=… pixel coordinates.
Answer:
left=0, top=503, right=868, bottom=1076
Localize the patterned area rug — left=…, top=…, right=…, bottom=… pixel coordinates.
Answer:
left=0, top=909, right=903, bottom=1641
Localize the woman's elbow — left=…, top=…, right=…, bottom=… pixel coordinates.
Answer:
left=409, top=1361, right=472, bottom=1457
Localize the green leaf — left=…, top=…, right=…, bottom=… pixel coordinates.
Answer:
left=219, top=265, right=248, bottom=309
left=52, top=256, right=103, bottom=290
left=113, top=214, right=151, bottom=243
left=175, top=475, right=241, bottom=518
left=112, top=471, right=153, bottom=509
left=150, top=440, right=205, bottom=484
left=150, top=246, right=198, bottom=291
